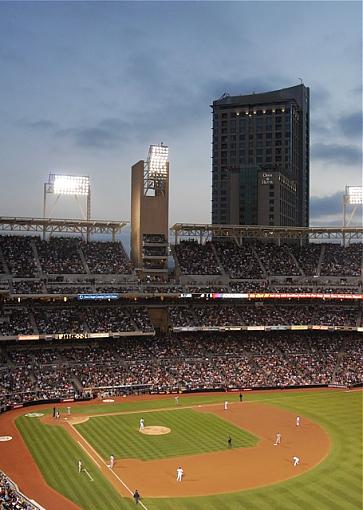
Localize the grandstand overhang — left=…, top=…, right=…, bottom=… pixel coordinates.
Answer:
left=0, top=217, right=128, bottom=241
left=171, top=223, right=363, bottom=244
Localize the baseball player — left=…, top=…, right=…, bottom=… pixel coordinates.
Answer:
left=139, top=418, right=145, bottom=431
left=175, top=395, right=179, bottom=405
left=78, top=460, right=82, bottom=473
left=176, top=466, right=184, bottom=482
left=273, top=432, right=282, bottom=445
left=109, top=455, right=115, bottom=469
left=292, top=456, right=300, bottom=467
left=296, top=416, right=301, bottom=427
left=133, top=489, right=141, bottom=504
left=224, top=400, right=228, bottom=411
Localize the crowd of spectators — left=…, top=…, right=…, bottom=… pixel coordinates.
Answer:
left=214, top=241, right=264, bottom=279
left=81, top=241, right=133, bottom=274
left=84, top=307, right=135, bottom=333
left=0, top=303, right=360, bottom=338
left=0, top=236, right=38, bottom=278
left=0, top=333, right=361, bottom=408
left=173, top=240, right=362, bottom=278
left=0, top=470, right=39, bottom=510
left=174, top=240, right=221, bottom=275
left=36, top=238, right=85, bottom=274
left=11, top=280, right=45, bottom=295
left=289, top=244, right=321, bottom=276
left=169, top=305, right=361, bottom=328
left=0, top=307, right=34, bottom=337
left=320, top=244, right=362, bottom=277
left=333, top=338, right=363, bottom=386
left=254, top=243, right=301, bottom=276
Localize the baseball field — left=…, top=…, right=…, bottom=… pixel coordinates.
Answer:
left=0, top=388, right=361, bottom=510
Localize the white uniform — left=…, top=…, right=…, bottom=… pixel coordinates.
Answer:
left=175, top=396, right=179, bottom=405
left=109, top=455, right=115, bottom=469
left=274, top=433, right=282, bottom=445
left=296, top=416, right=300, bottom=427
left=224, top=401, right=228, bottom=410
left=176, top=467, right=184, bottom=482
left=78, top=460, right=82, bottom=473
left=139, top=418, right=145, bottom=431
left=292, top=456, right=300, bottom=466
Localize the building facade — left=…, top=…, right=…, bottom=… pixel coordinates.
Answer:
left=211, top=84, right=309, bottom=227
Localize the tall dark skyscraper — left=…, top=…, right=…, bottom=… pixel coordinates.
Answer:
left=211, top=84, right=309, bottom=227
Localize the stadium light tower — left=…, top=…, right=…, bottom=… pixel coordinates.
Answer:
left=43, top=173, right=91, bottom=240
left=131, top=143, right=169, bottom=277
left=343, top=185, right=363, bottom=246
left=343, top=186, right=363, bottom=226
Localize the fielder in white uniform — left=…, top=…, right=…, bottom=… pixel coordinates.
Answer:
left=292, top=456, right=300, bottom=466
left=176, top=466, right=184, bottom=482
left=109, top=455, right=115, bottom=469
left=78, top=460, right=82, bottom=473
left=296, top=416, right=300, bottom=427
left=139, top=418, right=145, bottom=431
left=224, top=400, right=228, bottom=411
left=273, top=432, right=282, bottom=445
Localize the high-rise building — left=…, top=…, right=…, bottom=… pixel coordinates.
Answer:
left=211, top=84, right=309, bottom=227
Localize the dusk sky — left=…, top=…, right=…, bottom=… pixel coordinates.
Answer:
left=0, top=1, right=362, bottom=227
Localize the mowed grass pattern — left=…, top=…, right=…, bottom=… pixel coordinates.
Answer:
left=16, top=390, right=362, bottom=510
left=74, top=408, right=258, bottom=460
left=16, top=414, right=135, bottom=510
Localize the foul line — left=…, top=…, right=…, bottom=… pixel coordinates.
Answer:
left=83, top=468, right=94, bottom=482
left=71, top=425, right=148, bottom=510
left=77, top=441, right=101, bottom=468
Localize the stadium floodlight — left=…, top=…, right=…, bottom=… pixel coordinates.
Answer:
left=345, top=186, right=363, bottom=205
left=343, top=185, right=362, bottom=244
left=50, top=174, right=90, bottom=196
left=43, top=172, right=92, bottom=241
left=144, top=143, right=169, bottom=195
left=149, top=145, right=169, bottom=177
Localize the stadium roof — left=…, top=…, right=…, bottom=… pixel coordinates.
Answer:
left=0, top=217, right=128, bottom=240
left=171, top=223, right=363, bottom=243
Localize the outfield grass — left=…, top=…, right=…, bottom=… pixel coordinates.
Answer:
left=74, top=408, right=258, bottom=460
left=16, top=390, right=363, bottom=510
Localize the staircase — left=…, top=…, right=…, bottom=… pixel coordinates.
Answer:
left=31, top=239, right=43, bottom=274
left=316, top=245, right=325, bottom=276
left=252, top=246, right=268, bottom=278
left=78, top=248, right=91, bottom=274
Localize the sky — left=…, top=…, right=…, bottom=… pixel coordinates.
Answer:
left=0, top=1, right=362, bottom=228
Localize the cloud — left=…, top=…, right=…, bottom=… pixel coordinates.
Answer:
left=310, top=191, right=362, bottom=227
left=310, top=85, right=331, bottom=109
left=310, top=192, right=342, bottom=218
left=57, top=118, right=129, bottom=149
left=311, top=143, right=362, bottom=165
left=338, top=112, right=362, bottom=139
left=27, top=119, right=57, bottom=131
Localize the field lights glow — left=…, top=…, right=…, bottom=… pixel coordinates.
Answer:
left=50, top=174, right=90, bottom=196
left=148, top=145, right=168, bottom=177
left=346, top=186, right=363, bottom=205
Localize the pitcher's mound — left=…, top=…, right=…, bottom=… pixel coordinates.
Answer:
left=140, top=426, right=171, bottom=436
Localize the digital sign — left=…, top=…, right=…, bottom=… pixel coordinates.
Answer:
left=77, top=293, right=119, bottom=300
